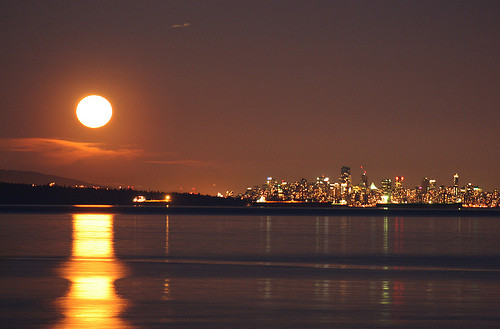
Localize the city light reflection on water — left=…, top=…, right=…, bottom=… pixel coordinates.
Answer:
left=54, top=214, right=131, bottom=329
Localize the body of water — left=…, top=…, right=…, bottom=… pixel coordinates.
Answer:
left=1, top=210, right=500, bottom=328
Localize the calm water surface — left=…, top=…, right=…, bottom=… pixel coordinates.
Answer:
left=1, top=212, right=500, bottom=328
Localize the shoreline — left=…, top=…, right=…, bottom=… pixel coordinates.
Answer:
left=1, top=204, right=500, bottom=217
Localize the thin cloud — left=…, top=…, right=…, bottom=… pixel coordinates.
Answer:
left=0, top=138, right=142, bottom=165
left=145, top=159, right=208, bottom=167
left=171, top=22, right=191, bottom=29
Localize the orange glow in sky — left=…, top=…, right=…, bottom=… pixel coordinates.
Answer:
left=1, top=2, right=500, bottom=193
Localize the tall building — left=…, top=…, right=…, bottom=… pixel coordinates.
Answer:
left=394, top=176, right=404, bottom=189
left=392, top=176, right=405, bottom=203
left=453, top=173, right=459, bottom=196
left=360, top=168, right=368, bottom=188
left=339, top=166, right=351, bottom=185
left=429, top=179, right=436, bottom=191
left=421, top=177, right=430, bottom=194
left=339, top=166, right=351, bottom=196
left=381, top=178, right=392, bottom=192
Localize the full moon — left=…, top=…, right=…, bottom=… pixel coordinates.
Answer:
left=76, top=95, right=112, bottom=128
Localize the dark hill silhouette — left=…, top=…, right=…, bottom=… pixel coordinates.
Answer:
left=0, top=182, right=244, bottom=206
left=0, top=169, right=94, bottom=187
left=0, top=170, right=244, bottom=206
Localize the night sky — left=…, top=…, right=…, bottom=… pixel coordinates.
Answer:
left=1, top=0, right=499, bottom=194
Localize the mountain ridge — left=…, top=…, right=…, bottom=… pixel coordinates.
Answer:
left=0, top=169, right=95, bottom=187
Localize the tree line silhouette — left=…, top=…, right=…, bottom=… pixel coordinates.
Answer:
left=0, top=183, right=243, bottom=206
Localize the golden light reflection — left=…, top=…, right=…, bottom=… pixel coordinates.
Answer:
left=165, top=215, right=170, bottom=256
left=380, top=280, right=391, bottom=305
left=162, top=279, right=171, bottom=301
left=383, top=216, right=389, bottom=254
left=73, top=214, right=113, bottom=259
left=54, top=214, right=132, bottom=329
left=73, top=205, right=113, bottom=208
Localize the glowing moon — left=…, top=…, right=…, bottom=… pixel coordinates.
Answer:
left=76, top=95, right=112, bottom=128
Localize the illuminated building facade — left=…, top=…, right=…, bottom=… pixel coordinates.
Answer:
left=394, top=176, right=404, bottom=189
left=391, top=176, right=406, bottom=203
left=381, top=179, right=392, bottom=192
left=360, top=168, right=368, bottom=189
left=339, top=166, right=351, bottom=200
left=453, top=174, right=459, bottom=196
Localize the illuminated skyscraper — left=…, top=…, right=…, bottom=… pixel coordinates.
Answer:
left=381, top=178, right=392, bottom=192
left=421, top=177, right=430, bottom=194
left=380, top=178, right=392, bottom=203
left=429, top=179, right=436, bottom=191
left=392, top=176, right=405, bottom=203
left=394, top=176, right=404, bottom=189
left=339, top=166, right=351, bottom=196
left=360, top=167, right=368, bottom=188
left=453, top=173, right=459, bottom=196
left=340, top=166, right=351, bottom=186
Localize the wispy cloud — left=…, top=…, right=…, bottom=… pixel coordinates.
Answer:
left=145, top=159, right=208, bottom=167
left=0, top=138, right=142, bottom=165
left=0, top=137, right=211, bottom=170
left=171, top=22, right=191, bottom=29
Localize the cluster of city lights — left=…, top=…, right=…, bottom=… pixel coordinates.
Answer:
left=243, top=167, right=500, bottom=208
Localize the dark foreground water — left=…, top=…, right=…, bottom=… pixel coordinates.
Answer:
left=1, top=210, right=500, bottom=328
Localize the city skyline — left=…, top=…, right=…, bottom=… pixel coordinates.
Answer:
left=1, top=1, right=499, bottom=194
left=243, top=168, right=499, bottom=207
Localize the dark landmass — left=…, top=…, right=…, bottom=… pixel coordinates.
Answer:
left=0, top=169, right=94, bottom=187
left=0, top=182, right=244, bottom=206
